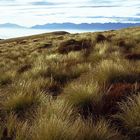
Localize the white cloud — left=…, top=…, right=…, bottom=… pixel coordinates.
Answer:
left=0, top=0, right=139, bottom=26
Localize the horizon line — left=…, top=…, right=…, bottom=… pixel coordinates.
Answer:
left=0, top=22, right=140, bottom=28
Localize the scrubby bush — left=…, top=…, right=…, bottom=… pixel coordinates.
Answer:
left=58, top=39, right=92, bottom=54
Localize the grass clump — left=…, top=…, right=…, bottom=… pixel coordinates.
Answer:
left=31, top=99, right=77, bottom=140
left=39, top=61, right=90, bottom=84
left=1, top=80, right=47, bottom=115
left=114, top=94, right=140, bottom=139
left=93, top=59, right=139, bottom=85
left=32, top=115, right=74, bottom=140
left=64, top=81, right=103, bottom=117
left=94, top=41, right=120, bottom=56
left=32, top=99, right=122, bottom=140
left=77, top=118, right=124, bottom=140
left=1, top=114, right=30, bottom=140
left=2, top=92, right=44, bottom=114
left=0, top=71, right=15, bottom=86
left=117, top=39, right=137, bottom=51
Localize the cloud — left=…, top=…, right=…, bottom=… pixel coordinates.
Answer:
left=70, top=16, right=140, bottom=22
left=0, top=0, right=140, bottom=26
left=35, top=12, right=65, bottom=16
left=136, top=13, right=140, bottom=16
left=0, top=0, right=15, bottom=1
left=31, top=2, right=55, bottom=5
left=79, top=5, right=120, bottom=8
left=30, top=1, right=62, bottom=6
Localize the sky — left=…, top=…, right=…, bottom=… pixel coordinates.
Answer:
left=0, top=0, right=140, bottom=27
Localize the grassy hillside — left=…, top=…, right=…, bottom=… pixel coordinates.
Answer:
left=0, top=27, right=140, bottom=140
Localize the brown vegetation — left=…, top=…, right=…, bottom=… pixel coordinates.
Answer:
left=125, top=53, right=140, bottom=60
left=103, top=83, right=140, bottom=115
left=0, top=27, right=139, bottom=140
left=58, top=39, right=92, bottom=54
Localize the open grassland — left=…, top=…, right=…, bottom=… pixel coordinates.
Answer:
left=0, top=27, right=140, bottom=140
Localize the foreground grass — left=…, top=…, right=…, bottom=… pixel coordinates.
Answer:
left=0, top=27, right=140, bottom=139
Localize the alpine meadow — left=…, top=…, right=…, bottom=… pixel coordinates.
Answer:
left=0, top=26, right=140, bottom=140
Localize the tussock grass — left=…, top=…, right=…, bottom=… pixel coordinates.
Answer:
left=31, top=99, right=121, bottom=140
left=32, top=115, right=75, bottom=140
left=63, top=81, right=103, bottom=117
left=76, top=118, right=124, bottom=140
left=1, top=80, right=47, bottom=115
left=114, top=94, right=140, bottom=139
left=2, top=91, right=45, bottom=114
left=93, top=59, right=139, bottom=85
left=32, top=99, right=76, bottom=140
left=32, top=116, right=123, bottom=140
left=64, top=82, right=102, bottom=106
left=32, top=54, right=90, bottom=83
left=0, top=71, right=15, bottom=87
left=0, top=27, right=139, bottom=139
left=1, top=113, right=30, bottom=140
left=95, top=41, right=120, bottom=56
left=36, top=98, right=75, bottom=120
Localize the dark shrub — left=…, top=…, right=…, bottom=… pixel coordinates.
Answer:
left=96, top=34, right=107, bottom=43
left=17, top=64, right=32, bottom=74
left=38, top=43, right=52, bottom=49
left=33, top=39, right=39, bottom=42
left=58, top=39, right=92, bottom=54
left=118, top=40, right=125, bottom=47
left=51, top=31, right=70, bottom=35
left=17, top=40, right=27, bottom=44
left=118, top=39, right=136, bottom=51
left=46, top=82, right=62, bottom=96
left=110, top=73, right=140, bottom=84
left=1, top=128, right=13, bottom=140
left=125, top=53, right=140, bottom=60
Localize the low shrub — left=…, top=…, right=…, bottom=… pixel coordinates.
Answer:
left=58, top=39, right=92, bottom=54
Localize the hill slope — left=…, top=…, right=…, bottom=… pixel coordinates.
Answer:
left=0, top=27, right=140, bottom=140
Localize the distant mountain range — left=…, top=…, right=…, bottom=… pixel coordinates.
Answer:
left=0, top=23, right=25, bottom=28
left=31, top=23, right=140, bottom=30
left=0, top=22, right=140, bottom=30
